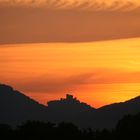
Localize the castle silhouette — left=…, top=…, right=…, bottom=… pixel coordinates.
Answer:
left=47, top=94, right=80, bottom=107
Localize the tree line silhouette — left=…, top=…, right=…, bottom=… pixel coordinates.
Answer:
left=1, top=112, right=140, bottom=140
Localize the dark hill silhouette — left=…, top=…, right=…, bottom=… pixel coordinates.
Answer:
left=0, top=84, right=48, bottom=125
left=0, top=84, right=94, bottom=127
left=46, top=95, right=140, bottom=129
left=89, top=96, right=140, bottom=129
left=46, top=94, right=95, bottom=127
left=47, top=94, right=93, bottom=111
left=1, top=83, right=140, bottom=129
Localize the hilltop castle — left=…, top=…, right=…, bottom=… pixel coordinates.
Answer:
left=47, top=94, right=79, bottom=107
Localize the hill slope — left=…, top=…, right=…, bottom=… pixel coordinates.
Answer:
left=0, top=84, right=48, bottom=125
left=1, top=84, right=140, bottom=129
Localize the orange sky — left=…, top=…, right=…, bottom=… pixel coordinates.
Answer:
left=1, top=38, right=140, bottom=108
left=0, top=0, right=140, bottom=108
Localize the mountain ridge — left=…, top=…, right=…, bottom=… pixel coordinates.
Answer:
left=1, top=83, right=140, bottom=129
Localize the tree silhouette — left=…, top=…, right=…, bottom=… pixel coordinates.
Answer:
left=115, top=113, right=140, bottom=140
left=0, top=124, right=13, bottom=139
left=17, top=121, right=55, bottom=139
left=1, top=111, right=140, bottom=140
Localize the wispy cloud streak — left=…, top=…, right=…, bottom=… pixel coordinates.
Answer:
left=0, top=0, right=140, bottom=11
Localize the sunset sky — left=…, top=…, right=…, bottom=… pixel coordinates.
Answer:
left=0, top=0, right=140, bottom=108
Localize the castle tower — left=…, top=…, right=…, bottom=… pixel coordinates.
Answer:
left=66, top=94, right=73, bottom=100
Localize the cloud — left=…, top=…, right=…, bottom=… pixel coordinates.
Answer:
left=0, top=0, right=140, bottom=11
left=0, top=1, right=140, bottom=44
left=17, top=73, right=94, bottom=93
left=0, top=5, right=140, bottom=44
left=16, top=70, right=140, bottom=94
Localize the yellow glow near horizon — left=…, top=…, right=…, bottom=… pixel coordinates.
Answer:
left=0, top=38, right=140, bottom=108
